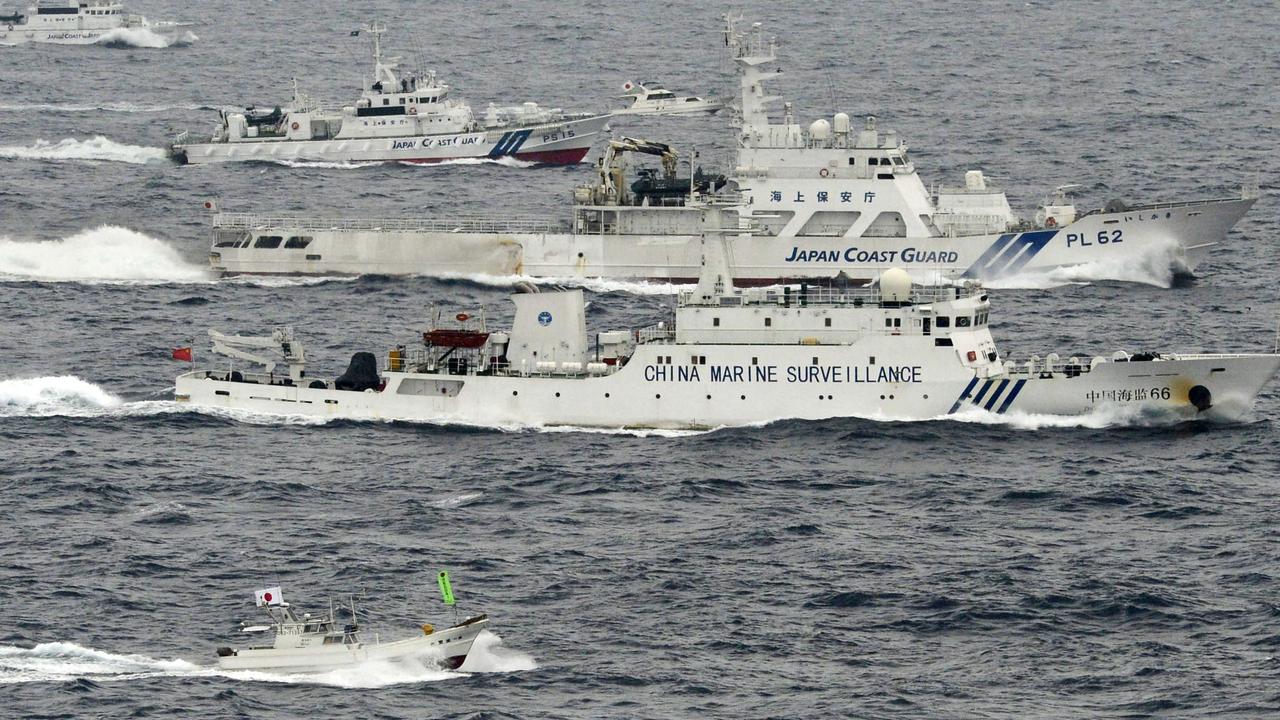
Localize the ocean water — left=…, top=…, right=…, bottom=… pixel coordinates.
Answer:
left=3, top=0, right=1280, bottom=717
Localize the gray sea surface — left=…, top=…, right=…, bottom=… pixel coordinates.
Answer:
left=2, top=0, right=1280, bottom=717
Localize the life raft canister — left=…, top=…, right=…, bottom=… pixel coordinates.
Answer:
left=1045, top=216, right=1057, bottom=227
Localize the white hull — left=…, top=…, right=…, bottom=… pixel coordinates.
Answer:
left=176, top=346, right=1280, bottom=430
left=1, top=28, right=112, bottom=44
left=613, top=100, right=722, bottom=116
left=216, top=618, right=486, bottom=672
left=209, top=197, right=1253, bottom=282
left=176, top=114, right=609, bottom=165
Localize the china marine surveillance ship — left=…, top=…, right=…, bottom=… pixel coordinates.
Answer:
left=170, top=22, right=609, bottom=165
left=204, top=15, right=1254, bottom=284
left=0, top=0, right=184, bottom=45
left=175, top=209, right=1280, bottom=430
left=216, top=585, right=488, bottom=672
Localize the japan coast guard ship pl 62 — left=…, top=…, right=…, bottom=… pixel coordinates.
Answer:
left=175, top=209, right=1280, bottom=430
left=0, top=0, right=185, bottom=45
left=216, top=585, right=488, bottom=672
left=204, top=15, right=1255, bottom=284
left=170, top=22, right=609, bottom=166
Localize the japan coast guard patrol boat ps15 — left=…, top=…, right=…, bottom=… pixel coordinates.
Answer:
left=174, top=210, right=1280, bottom=430
left=204, top=15, right=1256, bottom=284
left=0, top=0, right=185, bottom=45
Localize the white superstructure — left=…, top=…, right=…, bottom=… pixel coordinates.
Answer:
left=177, top=209, right=1280, bottom=430
left=206, top=15, right=1254, bottom=284
left=216, top=590, right=488, bottom=673
left=614, top=80, right=722, bottom=116
left=0, top=0, right=182, bottom=45
left=171, top=22, right=609, bottom=166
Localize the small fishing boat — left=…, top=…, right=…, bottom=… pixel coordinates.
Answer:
left=215, top=584, right=488, bottom=672
left=614, top=80, right=722, bottom=116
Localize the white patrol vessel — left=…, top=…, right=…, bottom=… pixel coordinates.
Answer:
left=176, top=210, right=1280, bottom=430
left=216, top=587, right=488, bottom=673
left=204, top=15, right=1254, bottom=284
left=0, top=0, right=183, bottom=45
left=171, top=22, right=609, bottom=166
left=614, top=80, right=722, bottom=116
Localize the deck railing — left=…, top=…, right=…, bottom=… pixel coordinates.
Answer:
left=213, top=212, right=566, bottom=235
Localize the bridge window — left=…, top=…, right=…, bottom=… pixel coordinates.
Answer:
left=956, top=316, right=971, bottom=327
left=825, top=318, right=832, bottom=327
left=713, top=317, right=720, bottom=327
left=253, top=235, right=283, bottom=249
left=284, top=236, right=312, bottom=249
left=936, top=316, right=950, bottom=328
left=868, top=158, right=878, bottom=165
left=764, top=317, right=772, bottom=327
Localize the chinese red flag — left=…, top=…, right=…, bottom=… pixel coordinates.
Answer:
left=171, top=347, right=193, bottom=362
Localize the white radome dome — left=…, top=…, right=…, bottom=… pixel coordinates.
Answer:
left=879, top=267, right=913, bottom=302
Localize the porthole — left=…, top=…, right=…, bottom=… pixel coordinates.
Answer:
left=555, top=392, right=561, bottom=398
left=655, top=393, right=661, bottom=399
left=740, top=395, right=746, bottom=400
left=512, top=391, right=518, bottom=396
left=605, top=392, right=610, bottom=398
left=706, top=394, right=712, bottom=400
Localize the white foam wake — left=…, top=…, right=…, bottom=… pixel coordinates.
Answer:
left=0, top=631, right=532, bottom=688
left=0, top=642, right=200, bottom=684
left=0, top=101, right=205, bottom=114
left=943, top=403, right=1188, bottom=430
left=0, top=376, right=331, bottom=425
left=436, top=271, right=689, bottom=296
left=268, top=156, right=538, bottom=169
left=0, top=226, right=212, bottom=283
left=0, top=376, right=122, bottom=418
left=0, top=136, right=168, bottom=165
left=984, top=243, right=1182, bottom=290
left=96, top=27, right=197, bottom=49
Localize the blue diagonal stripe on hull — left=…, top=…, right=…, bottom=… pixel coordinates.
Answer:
left=986, top=231, right=1057, bottom=278
left=487, top=132, right=514, bottom=158
left=961, top=234, right=1016, bottom=278
left=996, top=379, right=1027, bottom=414
left=506, top=129, right=533, bottom=156
left=971, top=379, right=995, bottom=406
left=948, top=376, right=981, bottom=414
left=983, top=379, right=1011, bottom=411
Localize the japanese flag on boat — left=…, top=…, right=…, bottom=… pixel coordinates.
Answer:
left=255, top=587, right=284, bottom=607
